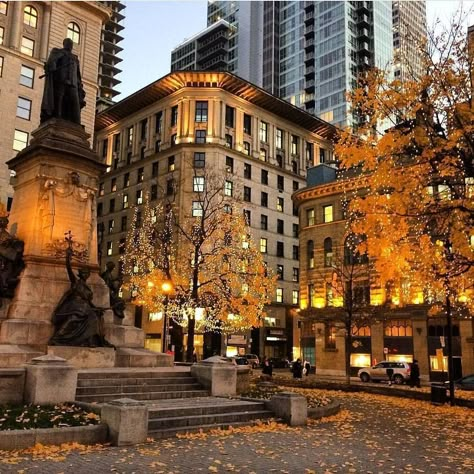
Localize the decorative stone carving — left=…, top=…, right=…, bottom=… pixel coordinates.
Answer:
left=100, top=262, right=125, bottom=319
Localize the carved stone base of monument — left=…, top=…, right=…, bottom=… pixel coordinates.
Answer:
left=47, top=346, right=115, bottom=369
left=0, top=344, right=44, bottom=367
left=115, top=348, right=174, bottom=368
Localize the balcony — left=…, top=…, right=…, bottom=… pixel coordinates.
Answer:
left=197, top=43, right=228, bottom=63
left=357, top=14, right=370, bottom=27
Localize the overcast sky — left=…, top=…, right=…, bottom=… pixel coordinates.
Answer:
left=116, top=0, right=474, bottom=99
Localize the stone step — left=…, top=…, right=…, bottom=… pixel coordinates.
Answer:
left=77, top=376, right=198, bottom=387
left=75, top=390, right=209, bottom=403
left=76, top=383, right=203, bottom=396
left=148, top=401, right=267, bottom=419
left=77, top=370, right=191, bottom=380
left=148, top=410, right=273, bottom=431
left=148, top=419, right=276, bottom=440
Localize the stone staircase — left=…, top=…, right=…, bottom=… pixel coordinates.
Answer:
left=75, top=368, right=275, bottom=438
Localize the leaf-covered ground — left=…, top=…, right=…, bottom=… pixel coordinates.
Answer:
left=1, top=389, right=472, bottom=473
left=0, top=404, right=100, bottom=431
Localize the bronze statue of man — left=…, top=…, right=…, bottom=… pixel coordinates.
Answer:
left=40, top=38, right=86, bottom=124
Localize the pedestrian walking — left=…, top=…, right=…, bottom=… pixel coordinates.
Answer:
left=409, top=359, right=421, bottom=388
left=262, top=358, right=273, bottom=380
left=292, top=358, right=303, bottom=379
left=386, top=366, right=394, bottom=386
left=304, top=360, right=311, bottom=376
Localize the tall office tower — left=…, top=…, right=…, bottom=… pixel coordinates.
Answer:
left=392, top=1, right=426, bottom=81
left=0, top=1, right=109, bottom=206
left=97, top=1, right=126, bottom=111
left=171, top=20, right=234, bottom=72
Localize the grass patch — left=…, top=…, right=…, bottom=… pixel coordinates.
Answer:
left=0, top=403, right=100, bottom=431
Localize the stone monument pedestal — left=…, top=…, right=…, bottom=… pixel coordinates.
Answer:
left=0, top=119, right=171, bottom=369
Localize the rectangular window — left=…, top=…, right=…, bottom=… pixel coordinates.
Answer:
left=277, top=175, right=284, bottom=191
left=323, top=205, right=334, bottom=223
left=113, top=133, right=121, bottom=153
left=121, top=216, right=127, bottom=232
left=307, top=208, right=315, bottom=226
left=293, top=180, right=299, bottom=192
left=225, top=134, right=233, bottom=148
left=260, top=214, right=268, bottom=230
left=276, top=264, right=284, bottom=280
left=291, top=134, right=299, bottom=155
left=293, top=267, right=299, bottom=282
left=277, top=197, right=284, bottom=212
left=225, top=105, right=235, bottom=128
left=306, top=142, right=314, bottom=164
left=325, top=323, right=336, bottom=348
left=244, top=163, right=251, bottom=179
left=0, top=56, right=3, bottom=77
left=171, top=134, right=177, bottom=146
left=107, top=241, right=113, bottom=256
left=123, top=173, right=130, bottom=188
left=13, top=130, right=29, bottom=151
left=192, top=201, right=203, bottom=217
left=293, top=245, right=299, bottom=260
left=261, top=192, right=268, bottom=207
left=166, top=178, right=174, bottom=196
left=122, top=194, right=129, bottom=209
left=277, top=241, right=284, bottom=257
left=140, top=146, right=145, bottom=160
left=260, top=238, right=267, bottom=253
left=259, top=121, right=268, bottom=142
left=137, top=167, right=144, bottom=182
left=136, top=189, right=143, bottom=205
left=276, top=288, right=283, bottom=303
left=111, top=178, right=117, bottom=192
left=127, top=126, right=133, bottom=146
left=0, top=2, right=6, bottom=15
left=99, top=182, right=105, bottom=196
left=151, top=184, right=158, bottom=200
left=21, top=37, right=34, bottom=56
left=97, top=203, right=103, bottom=217
left=292, top=290, right=299, bottom=305
left=0, top=27, right=3, bottom=46
left=276, top=128, right=283, bottom=149
left=194, top=152, right=205, bottom=168
left=195, top=130, right=206, bottom=143
left=225, top=156, right=234, bottom=173
left=224, top=180, right=233, bottom=197
left=259, top=148, right=267, bottom=162
left=243, top=141, right=250, bottom=155
left=152, top=161, right=158, bottom=177
left=168, top=156, right=175, bottom=172
left=243, top=209, right=251, bottom=225
left=320, top=148, right=326, bottom=163
left=195, top=101, right=208, bottom=122
left=261, top=170, right=268, bottom=185
left=171, top=105, right=178, bottom=126
left=243, top=186, right=251, bottom=202
left=108, top=219, right=115, bottom=234
left=20, top=65, right=34, bottom=87
left=277, top=219, right=284, bottom=234
left=140, top=119, right=147, bottom=141
left=109, top=198, right=115, bottom=213
left=16, top=97, right=32, bottom=120
left=243, top=114, right=252, bottom=135
left=154, top=139, right=161, bottom=154
left=193, top=176, right=205, bottom=192
left=155, top=111, right=162, bottom=134
left=293, top=223, right=299, bottom=238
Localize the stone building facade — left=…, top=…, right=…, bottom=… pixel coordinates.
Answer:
left=293, top=166, right=474, bottom=381
left=94, top=70, right=336, bottom=361
left=0, top=1, right=109, bottom=205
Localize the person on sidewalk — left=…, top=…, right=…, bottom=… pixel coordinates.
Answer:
left=304, top=360, right=311, bottom=377
left=386, top=367, right=394, bottom=386
left=292, top=358, right=303, bottom=379
left=261, top=358, right=273, bottom=380
left=409, top=360, right=421, bottom=388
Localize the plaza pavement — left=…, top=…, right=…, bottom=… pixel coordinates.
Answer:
left=1, top=387, right=472, bottom=474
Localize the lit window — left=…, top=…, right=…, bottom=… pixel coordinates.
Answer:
left=192, top=201, right=203, bottom=217
left=259, top=148, right=267, bottom=161
left=13, top=130, right=29, bottom=151
left=276, top=264, right=283, bottom=280
left=291, top=135, right=299, bottom=155
left=136, top=190, right=143, bottom=205
left=277, top=197, right=284, bottom=212
left=108, top=219, right=114, bottom=234
left=0, top=2, right=7, bottom=15
left=137, top=167, right=144, bottom=182
left=225, top=156, right=234, bottom=173
left=243, top=141, right=250, bottom=155
left=323, top=205, right=333, bottom=223
left=224, top=180, right=233, bottom=197
left=276, top=288, right=283, bottom=303
left=0, top=26, right=4, bottom=45
left=16, top=97, right=32, bottom=120
left=195, top=101, right=208, bottom=122
left=259, top=121, right=268, bottom=142
left=307, top=208, right=315, bottom=226
left=307, top=240, right=314, bottom=269
left=107, top=241, right=113, bottom=256
left=276, top=128, right=283, bottom=149
left=260, top=238, right=267, bottom=253
left=193, top=176, right=205, bottom=192
left=324, top=237, right=333, bottom=267
left=122, top=194, right=129, bottom=209
left=23, top=6, right=38, bottom=28
left=168, top=156, right=175, bottom=172
left=292, top=268, right=299, bottom=282
left=292, top=290, right=299, bottom=305
left=21, top=37, right=35, bottom=56
left=67, top=22, right=81, bottom=44
left=99, top=182, right=104, bottom=196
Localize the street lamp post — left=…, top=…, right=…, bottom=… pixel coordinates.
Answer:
left=161, top=280, right=173, bottom=353
left=444, top=239, right=455, bottom=406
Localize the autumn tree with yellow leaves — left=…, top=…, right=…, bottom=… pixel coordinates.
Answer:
left=123, top=167, right=276, bottom=362
left=336, top=17, right=473, bottom=401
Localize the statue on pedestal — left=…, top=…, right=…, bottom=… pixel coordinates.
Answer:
left=0, top=214, right=25, bottom=302
left=49, top=234, right=112, bottom=347
left=40, top=38, right=86, bottom=124
left=101, top=261, right=126, bottom=319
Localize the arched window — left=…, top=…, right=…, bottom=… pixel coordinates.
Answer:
left=324, top=237, right=333, bottom=267
left=24, top=6, right=38, bottom=28
left=67, top=22, right=81, bottom=44
left=307, top=240, right=314, bottom=269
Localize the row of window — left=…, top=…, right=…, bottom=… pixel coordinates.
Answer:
left=306, top=205, right=334, bottom=226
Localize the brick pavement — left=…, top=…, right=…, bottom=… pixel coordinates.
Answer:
left=1, top=390, right=473, bottom=474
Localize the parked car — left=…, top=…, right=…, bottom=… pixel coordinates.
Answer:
left=454, top=374, right=474, bottom=391
left=244, top=354, right=260, bottom=368
left=229, top=356, right=249, bottom=366
left=358, top=361, right=411, bottom=385
left=269, top=357, right=290, bottom=369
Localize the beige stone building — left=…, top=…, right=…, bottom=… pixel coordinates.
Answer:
left=293, top=165, right=474, bottom=381
left=94, top=70, right=336, bottom=361
left=0, top=1, right=109, bottom=206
